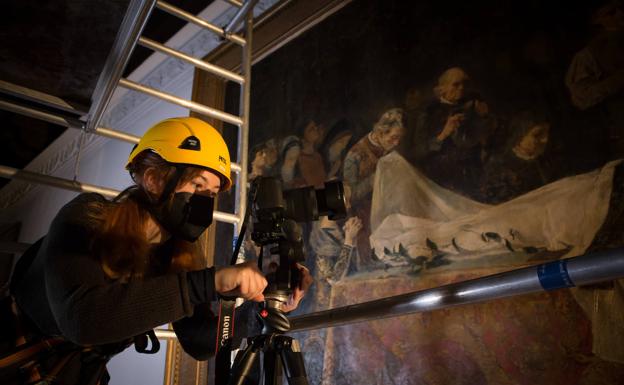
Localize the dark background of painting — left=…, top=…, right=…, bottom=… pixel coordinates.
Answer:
left=246, top=0, right=614, bottom=178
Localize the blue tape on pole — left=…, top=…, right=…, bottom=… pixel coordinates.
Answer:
left=537, top=259, right=575, bottom=290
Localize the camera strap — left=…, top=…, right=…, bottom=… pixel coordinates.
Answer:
left=215, top=180, right=258, bottom=385
left=214, top=299, right=236, bottom=385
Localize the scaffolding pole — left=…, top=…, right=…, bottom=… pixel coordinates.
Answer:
left=0, top=165, right=120, bottom=199
left=288, top=248, right=624, bottom=332
left=137, top=37, right=245, bottom=84
left=0, top=99, right=243, bottom=173
left=224, top=0, right=243, bottom=8
left=224, top=0, right=259, bottom=35
left=234, top=11, right=254, bottom=231
left=87, top=0, right=158, bottom=131
left=156, top=1, right=246, bottom=46
left=0, top=165, right=240, bottom=224
left=118, top=78, right=243, bottom=126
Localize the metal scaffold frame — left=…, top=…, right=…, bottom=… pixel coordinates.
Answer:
left=0, top=0, right=254, bottom=226
left=0, top=0, right=257, bottom=362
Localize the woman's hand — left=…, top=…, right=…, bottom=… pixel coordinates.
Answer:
left=282, top=264, right=313, bottom=313
left=215, top=260, right=268, bottom=302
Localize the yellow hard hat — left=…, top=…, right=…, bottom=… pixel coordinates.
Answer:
left=127, top=117, right=232, bottom=191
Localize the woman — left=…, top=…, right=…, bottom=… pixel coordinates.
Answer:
left=7, top=117, right=309, bottom=384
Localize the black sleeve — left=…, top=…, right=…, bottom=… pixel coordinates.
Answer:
left=43, top=194, right=199, bottom=345
left=173, top=301, right=259, bottom=360
left=172, top=304, right=218, bottom=360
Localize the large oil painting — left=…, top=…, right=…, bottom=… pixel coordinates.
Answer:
left=238, top=0, right=624, bottom=383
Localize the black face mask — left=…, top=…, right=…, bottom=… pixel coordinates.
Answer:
left=153, top=192, right=215, bottom=242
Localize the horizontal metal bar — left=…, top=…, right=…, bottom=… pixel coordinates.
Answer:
left=224, top=0, right=258, bottom=35
left=156, top=1, right=246, bottom=46
left=0, top=165, right=240, bottom=224
left=0, top=165, right=120, bottom=199
left=0, top=80, right=87, bottom=116
left=0, top=99, right=242, bottom=172
left=119, top=78, right=243, bottom=126
left=214, top=211, right=241, bottom=224
left=93, top=127, right=140, bottom=143
left=0, top=98, right=84, bottom=129
left=154, top=329, right=177, bottom=340
left=289, top=248, right=624, bottom=332
left=0, top=99, right=140, bottom=145
left=138, top=37, right=244, bottom=84
left=87, top=0, right=158, bottom=131
left=224, top=0, right=243, bottom=7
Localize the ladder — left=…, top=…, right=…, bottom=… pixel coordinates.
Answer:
left=0, top=0, right=256, bottom=231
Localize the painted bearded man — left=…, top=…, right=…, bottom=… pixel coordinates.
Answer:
left=411, top=67, right=496, bottom=199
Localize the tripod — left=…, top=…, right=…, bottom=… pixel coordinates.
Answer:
left=227, top=291, right=309, bottom=385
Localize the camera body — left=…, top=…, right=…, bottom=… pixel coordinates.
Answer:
left=250, top=177, right=346, bottom=297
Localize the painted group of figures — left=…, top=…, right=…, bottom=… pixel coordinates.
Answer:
left=238, top=3, right=624, bottom=384
left=245, top=0, right=624, bottom=291
left=246, top=61, right=579, bottom=284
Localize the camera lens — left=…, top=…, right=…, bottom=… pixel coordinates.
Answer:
left=316, top=180, right=346, bottom=220
left=283, top=181, right=347, bottom=222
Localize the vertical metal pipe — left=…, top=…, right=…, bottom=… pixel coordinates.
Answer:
left=224, top=0, right=259, bottom=36
left=87, top=0, right=158, bottom=131
left=235, top=10, right=253, bottom=234
left=163, top=339, right=174, bottom=385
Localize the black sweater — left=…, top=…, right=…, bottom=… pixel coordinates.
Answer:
left=12, top=193, right=229, bottom=360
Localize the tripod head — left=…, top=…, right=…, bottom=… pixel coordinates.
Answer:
left=249, top=177, right=346, bottom=333
left=222, top=177, right=345, bottom=385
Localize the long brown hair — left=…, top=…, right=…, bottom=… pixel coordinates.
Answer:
left=88, top=150, right=207, bottom=279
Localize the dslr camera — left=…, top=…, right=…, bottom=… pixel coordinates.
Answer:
left=249, top=177, right=346, bottom=326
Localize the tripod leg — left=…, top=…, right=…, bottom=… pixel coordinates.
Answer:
left=227, top=338, right=261, bottom=385
left=262, top=348, right=284, bottom=385
left=278, top=337, right=309, bottom=385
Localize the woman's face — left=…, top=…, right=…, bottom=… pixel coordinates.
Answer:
left=175, top=169, right=222, bottom=197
